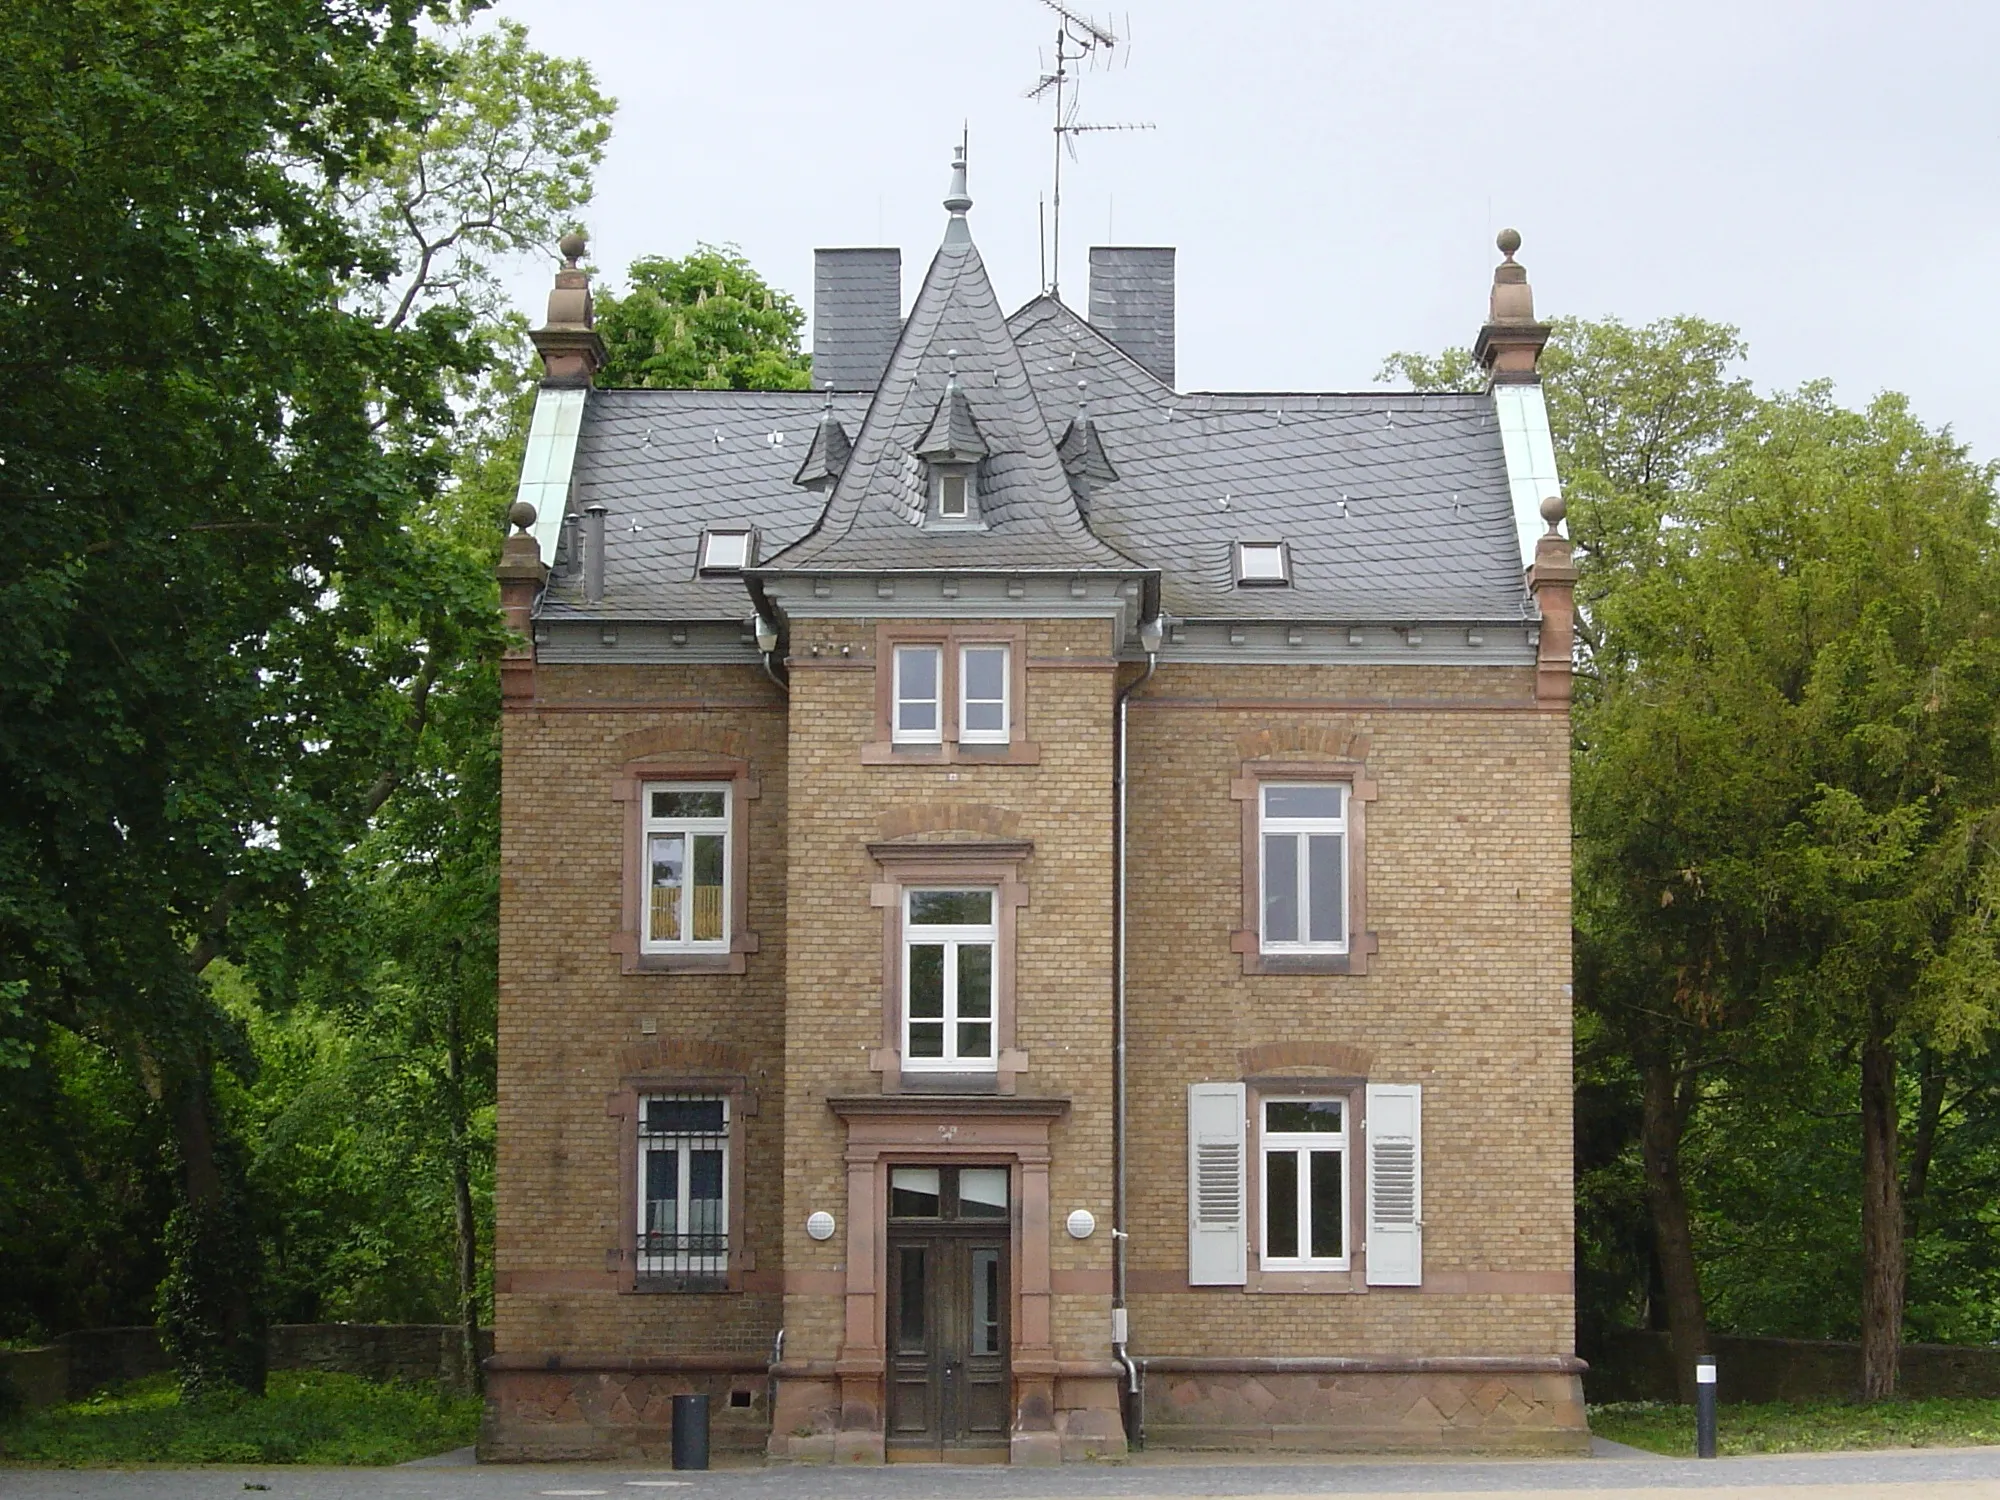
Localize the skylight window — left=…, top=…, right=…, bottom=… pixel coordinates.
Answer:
left=1235, top=540, right=1291, bottom=587
left=698, top=529, right=754, bottom=574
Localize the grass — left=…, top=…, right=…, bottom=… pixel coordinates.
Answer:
left=1592, top=1397, right=2000, bottom=1455
left=0, top=1370, right=481, bottom=1466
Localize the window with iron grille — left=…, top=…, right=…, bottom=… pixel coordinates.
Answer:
left=638, top=1094, right=728, bottom=1285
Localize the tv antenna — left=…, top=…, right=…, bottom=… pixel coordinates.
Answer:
left=1023, top=0, right=1153, bottom=297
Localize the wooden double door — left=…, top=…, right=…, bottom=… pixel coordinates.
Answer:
left=885, top=1227, right=1010, bottom=1460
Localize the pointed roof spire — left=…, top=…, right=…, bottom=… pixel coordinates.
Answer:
left=793, top=384, right=852, bottom=488
left=942, top=136, right=972, bottom=245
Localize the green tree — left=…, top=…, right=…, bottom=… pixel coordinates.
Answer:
left=0, top=0, right=608, bottom=1395
left=595, top=245, right=812, bottom=390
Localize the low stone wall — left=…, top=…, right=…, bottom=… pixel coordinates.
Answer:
left=480, top=1356, right=770, bottom=1461
left=1133, top=1357, right=1590, bottom=1454
left=1584, top=1330, right=2000, bottom=1404
left=0, top=1324, right=494, bottom=1409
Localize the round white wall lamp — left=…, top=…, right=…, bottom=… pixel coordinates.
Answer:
left=1066, top=1209, right=1097, bottom=1240
left=806, top=1211, right=836, bottom=1241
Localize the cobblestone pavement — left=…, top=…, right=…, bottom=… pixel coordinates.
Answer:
left=10, top=1447, right=2000, bottom=1500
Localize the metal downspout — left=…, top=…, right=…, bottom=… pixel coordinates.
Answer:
left=1113, top=634, right=1159, bottom=1442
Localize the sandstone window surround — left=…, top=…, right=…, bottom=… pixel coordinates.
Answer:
left=611, top=756, right=761, bottom=975
left=1230, top=760, right=1378, bottom=976
left=607, top=1070, right=754, bottom=1293
left=868, top=841, right=1031, bottom=1094
left=863, top=622, right=1038, bottom=766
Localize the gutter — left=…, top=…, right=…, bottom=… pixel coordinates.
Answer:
left=1111, top=615, right=1164, bottom=1444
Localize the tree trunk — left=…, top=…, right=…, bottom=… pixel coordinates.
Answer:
left=1640, top=1054, right=1709, bottom=1404
left=159, top=1063, right=267, bottom=1397
left=1903, top=1047, right=1944, bottom=1243
left=1859, top=1010, right=1905, bottom=1401
left=444, top=992, right=483, bottom=1395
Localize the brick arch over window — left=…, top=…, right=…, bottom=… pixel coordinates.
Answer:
left=611, top=750, right=762, bottom=974
left=1238, top=1041, right=1374, bottom=1078
left=875, top=801, right=1024, bottom=842
left=1234, top=725, right=1372, bottom=763
left=613, top=722, right=755, bottom=763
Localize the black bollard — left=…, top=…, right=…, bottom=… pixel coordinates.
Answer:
left=1695, top=1355, right=1717, bottom=1459
left=670, top=1392, right=710, bottom=1471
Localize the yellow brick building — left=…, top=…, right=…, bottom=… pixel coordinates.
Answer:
left=484, top=152, right=1584, bottom=1462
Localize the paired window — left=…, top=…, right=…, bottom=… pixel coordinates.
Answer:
left=892, top=644, right=1011, bottom=746
left=1260, top=1097, right=1347, bottom=1269
left=638, top=1094, right=728, bottom=1283
left=643, top=785, right=730, bottom=951
left=902, top=889, right=997, bottom=1071
left=1259, top=784, right=1347, bottom=953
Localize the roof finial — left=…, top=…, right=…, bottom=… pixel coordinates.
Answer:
left=943, top=138, right=972, bottom=243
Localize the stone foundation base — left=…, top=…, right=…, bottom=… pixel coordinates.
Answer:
left=480, top=1357, right=770, bottom=1461
left=765, top=1369, right=1127, bottom=1464
left=1137, top=1359, right=1589, bottom=1454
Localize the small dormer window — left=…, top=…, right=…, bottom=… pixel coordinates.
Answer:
left=699, top=528, right=754, bottom=574
left=1235, top=541, right=1291, bottom=587
left=939, top=473, right=969, bottom=518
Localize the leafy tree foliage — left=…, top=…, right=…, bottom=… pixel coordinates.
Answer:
left=596, top=245, right=813, bottom=390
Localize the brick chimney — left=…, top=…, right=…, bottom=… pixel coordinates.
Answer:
left=496, top=500, right=548, bottom=701
left=532, top=230, right=607, bottom=387
left=1528, top=495, right=1576, bottom=704
left=1473, top=229, right=1550, bottom=385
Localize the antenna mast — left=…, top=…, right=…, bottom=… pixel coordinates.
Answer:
left=1023, top=0, right=1153, bottom=298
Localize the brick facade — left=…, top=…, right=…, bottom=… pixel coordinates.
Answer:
left=486, top=643, right=1584, bottom=1459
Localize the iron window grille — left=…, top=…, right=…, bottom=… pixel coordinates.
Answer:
left=638, top=1093, right=729, bottom=1287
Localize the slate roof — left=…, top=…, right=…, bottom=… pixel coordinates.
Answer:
left=539, top=389, right=871, bottom=620
left=1008, top=297, right=1532, bottom=623
left=538, top=164, right=1533, bottom=627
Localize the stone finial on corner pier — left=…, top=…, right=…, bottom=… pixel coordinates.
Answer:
left=531, top=230, right=607, bottom=387
left=1528, top=493, right=1577, bottom=705
left=1473, top=227, right=1552, bottom=386
left=496, top=500, right=548, bottom=701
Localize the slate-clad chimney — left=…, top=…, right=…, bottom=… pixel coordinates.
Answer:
left=813, top=248, right=902, bottom=391
left=1088, top=246, right=1176, bottom=387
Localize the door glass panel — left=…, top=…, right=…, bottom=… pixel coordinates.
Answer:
left=691, top=833, right=726, bottom=941
left=1263, top=833, right=1298, bottom=942
left=1310, top=1150, right=1344, bottom=1259
left=971, top=1248, right=1001, bottom=1355
left=1265, top=1149, right=1299, bottom=1258
left=1308, top=832, right=1344, bottom=944
left=896, top=1246, right=927, bottom=1352
left=891, top=1168, right=942, bottom=1218
left=958, top=1168, right=1009, bottom=1219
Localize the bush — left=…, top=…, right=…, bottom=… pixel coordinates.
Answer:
left=0, top=1370, right=479, bottom=1465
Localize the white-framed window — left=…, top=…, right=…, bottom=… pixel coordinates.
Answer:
left=1259, top=1096, right=1348, bottom=1270
left=938, top=472, right=970, bottom=518
left=638, top=1093, right=729, bottom=1281
left=643, top=784, right=730, bottom=951
left=1235, top=540, right=1291, bottom=586
left=1259, top=783, right=1347, bottom=953
left=902, top=888, right=997, bottom=1071
left=958, top=644, right=1010, bottom=744
left=893, top=645, right=944, bottom=744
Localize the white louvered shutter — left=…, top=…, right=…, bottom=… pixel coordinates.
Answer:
left=1365, top=1083, right=1423, bottom=1286
left=1187, top=1082, right=1247, bottom=1285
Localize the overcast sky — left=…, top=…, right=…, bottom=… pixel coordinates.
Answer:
left=494, top=0, right=1999, bottom=463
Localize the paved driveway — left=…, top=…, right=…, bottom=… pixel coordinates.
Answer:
left=10, top=1447, right=2000, bottom=1500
